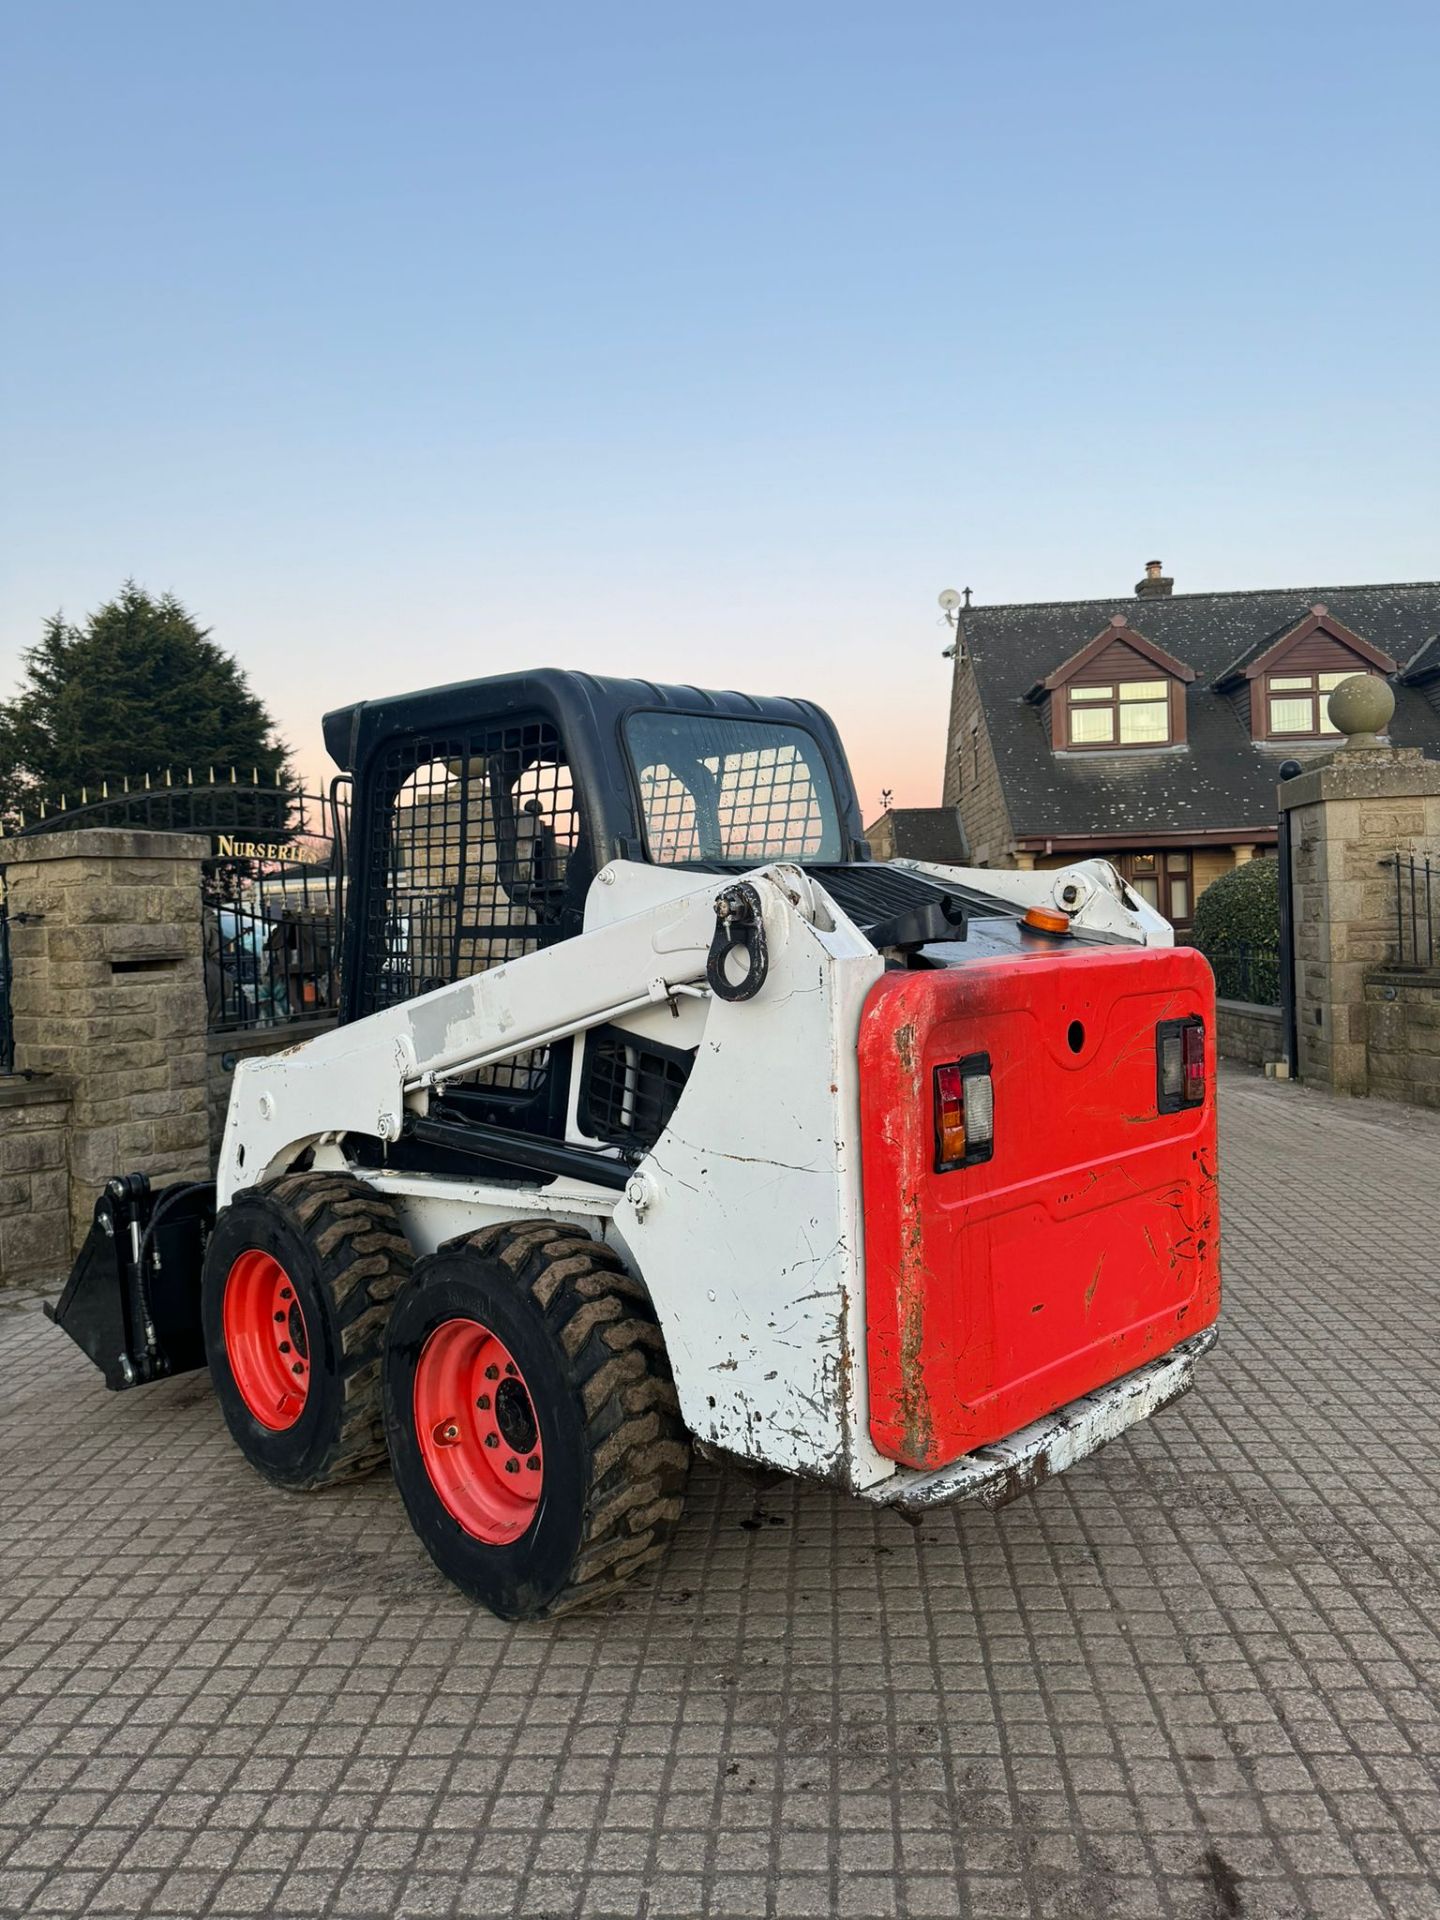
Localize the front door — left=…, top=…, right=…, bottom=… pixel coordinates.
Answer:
left=1122, top=850, right=1193, bottom=935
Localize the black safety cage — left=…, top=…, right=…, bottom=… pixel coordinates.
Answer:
left=332, top=675, right=865, bottom=995
left=327, top=670, right=867, bottom=1146
left=352, top=716, right=587, bottom=1134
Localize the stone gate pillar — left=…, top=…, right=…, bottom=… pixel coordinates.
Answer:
left=1278, top=689, right=1440, bottom=1095
left=0, top=829, right=212, bottom=1254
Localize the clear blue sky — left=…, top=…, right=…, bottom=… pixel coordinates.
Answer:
left=3, top=1, right=1436, bottom=814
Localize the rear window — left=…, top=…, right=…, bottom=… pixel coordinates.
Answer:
left=625, top=712, right=843, bottom=865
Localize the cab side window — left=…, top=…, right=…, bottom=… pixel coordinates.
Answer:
left=357, top=719, right=584, bottom=1028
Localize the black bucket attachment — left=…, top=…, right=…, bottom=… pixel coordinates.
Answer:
left=45, top=1173, right=216, bottom=1390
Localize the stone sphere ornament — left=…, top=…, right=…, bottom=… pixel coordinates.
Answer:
left=1327, top=672, right=1395, bottom=747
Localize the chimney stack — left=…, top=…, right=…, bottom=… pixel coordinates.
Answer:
left=1135, top=558, right=1173, bottom=599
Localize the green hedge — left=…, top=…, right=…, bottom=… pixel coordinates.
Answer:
left=1191, top=856, right=1281, bottom=1002
left=1191, top=854, right=1279, bottom=958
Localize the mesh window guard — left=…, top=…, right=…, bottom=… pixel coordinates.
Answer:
left=357, top=720, right=582, bottom=1093
left=625, top=713, right=842, bottom=865
left=580, top=1025, right=694, bottom=1151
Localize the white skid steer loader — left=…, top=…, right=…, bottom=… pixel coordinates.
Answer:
left=49, top=670, right=1220, bottom=1619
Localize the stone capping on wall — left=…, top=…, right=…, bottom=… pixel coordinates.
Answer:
left=1275, top=748, right=1440, bottom=813
left=208, top=1015, right=339, bottom=1061
left=0, top=827, right=212, bottom=864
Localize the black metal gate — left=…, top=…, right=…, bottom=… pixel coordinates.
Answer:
left=1275, top=763, right=1304, bottom=1077
left=0, top=871, right=13, bottom=1074
left=203, top=784, right=349, bottom=1032
left=1387, top=848, right=1438, bottom=968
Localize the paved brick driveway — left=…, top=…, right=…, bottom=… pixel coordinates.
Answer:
left=1, top=1067, right=1438, bottom=1920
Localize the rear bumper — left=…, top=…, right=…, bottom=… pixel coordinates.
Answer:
left=859, top=1325, right=1217, bottom=1515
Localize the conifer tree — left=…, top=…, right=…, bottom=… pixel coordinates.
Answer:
left=0, top=583, right=288, bottom=819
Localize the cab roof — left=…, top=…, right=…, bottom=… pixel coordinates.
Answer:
left=322, top=666, right=868, bottom=865
left=324, top=668, right=837, bottom=771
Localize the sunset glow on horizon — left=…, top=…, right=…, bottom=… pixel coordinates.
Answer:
left=4, top=2, right=1436, bottom=824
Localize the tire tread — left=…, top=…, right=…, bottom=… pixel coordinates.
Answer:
left=439, top=1220, right=690, bottom=1616
left=255, top=1171, right=413, bottom=1487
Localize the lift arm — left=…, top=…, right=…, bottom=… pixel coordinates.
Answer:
left=895, top=856, right=1173, bottom=946
left=217, top=864, right=796, bottom=1206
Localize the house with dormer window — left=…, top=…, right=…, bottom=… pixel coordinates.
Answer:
left=942, top=564, right=1440, bottom=931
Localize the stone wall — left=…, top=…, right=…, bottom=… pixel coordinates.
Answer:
left=1216, top=998, right=1283, bottom=1069
left=0, top=829, right=212, bottom=1255
left=1280, top=746, right=1440, bottom=1096
left=207, top=1016, right=338, bottom=1160
left=1364, top=969, right=1440, bottom=1110
left=943, top=646, right=1012, bottom=865
left=0, top=1076, right=73, bottom=1286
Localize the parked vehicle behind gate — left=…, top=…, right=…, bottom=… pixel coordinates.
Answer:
left=49, top=669, right=1220, bottom=1618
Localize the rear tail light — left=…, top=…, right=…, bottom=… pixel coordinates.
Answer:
left=1156, top=1017, right=1206, bottom=1113
left=934, top=1052, right=994, bottom=1171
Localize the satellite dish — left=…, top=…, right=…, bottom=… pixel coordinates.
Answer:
left=938, top=588, right=962, bottom=613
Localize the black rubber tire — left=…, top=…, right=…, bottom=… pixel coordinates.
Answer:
left=383, top=1220, right=691, bottom=1620
left=202, top=1172, right=413, bottom=1491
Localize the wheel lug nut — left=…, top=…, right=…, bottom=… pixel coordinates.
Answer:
left=527, top=1456, right=540, bottom=1471
left=484, top=1433, right=498, bottom=1448
left=292, top=1362, right=303, bottom=1375
left=505, top=1362, right=517, bottom=1376
left=274, top=1311, right=285, bottom=1323
left=504, top=1459, right=519, bottom=1474
left=484, top=1364, right=499, bottom=1380
left=279, top=1341, right=291, bottom=1353
left=280, top=1288, right=292, bottom=1300
left=475, top=1394, right=490, bottom=1410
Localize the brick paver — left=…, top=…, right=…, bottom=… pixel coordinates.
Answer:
left=2, top=1067, right=1439, bottom=1920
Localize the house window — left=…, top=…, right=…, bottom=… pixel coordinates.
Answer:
left=1121, top=850, right=1193, bottom=930
left=1067, top=680, right=1171, bottom=748
left=1266, top=670, right=1352, bottom=738
left=1165, top=850, right=1191, bottom=926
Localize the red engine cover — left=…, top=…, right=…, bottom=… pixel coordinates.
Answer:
left=860, top=943, right=1220, bottom=1469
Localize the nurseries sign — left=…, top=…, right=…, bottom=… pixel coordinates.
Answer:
left=212, top=833, right=329, bottom=864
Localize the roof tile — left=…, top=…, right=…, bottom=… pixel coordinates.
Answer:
left=963, top=581, right=1440, bottom=838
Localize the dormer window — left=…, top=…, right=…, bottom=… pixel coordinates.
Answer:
left=1067, top=678, right=1172, bottom=747
left=1212, top=604, right=1398, bottom=742
left=1266, top=670, right=1352, bottom=738
left=1028, top=617, right=1196, bottom=754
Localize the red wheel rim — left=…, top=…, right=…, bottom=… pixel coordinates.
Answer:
left=414, top=1318, right=545, bottom=1545
left=222, top=1250, right=311, bottom=1430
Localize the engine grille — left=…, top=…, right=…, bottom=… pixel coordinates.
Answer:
left=678, top=860, right=1012, bottom=934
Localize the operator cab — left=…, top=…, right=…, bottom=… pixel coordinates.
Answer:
left=322, top=669, right=1100, bottom=1160
left=324, top=671, right=869, bottom=1146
